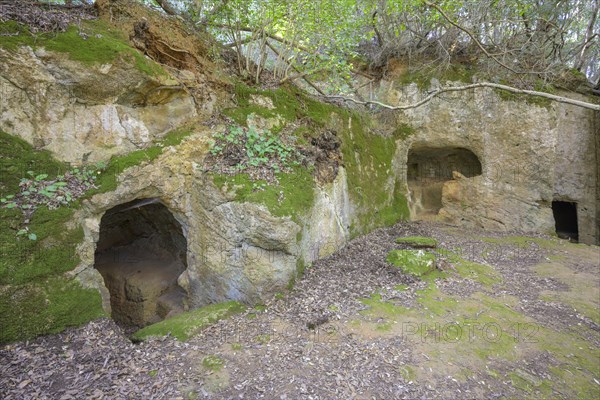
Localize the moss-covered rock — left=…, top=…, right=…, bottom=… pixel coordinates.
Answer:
left=131, top=301, right=246, bottom=342
left=0, top=20, right=165, bottom=75
left=0, top=132, right=105, bottom=344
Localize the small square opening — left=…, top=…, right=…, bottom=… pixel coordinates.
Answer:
left=551, top=201, right=578, bottom=242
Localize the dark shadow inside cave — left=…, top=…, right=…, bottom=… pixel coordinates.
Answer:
left=407, top=147, right=482, bottom=219
left=552, top=201, right=579, bottom=242
left=94, top=198, right=188, bottom=328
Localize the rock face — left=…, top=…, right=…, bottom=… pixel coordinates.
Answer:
left=361, top=78, right=599, bottom=245
left=0, top=46, right=198, bottom=164
left=70, top=131, right=351, bottom=320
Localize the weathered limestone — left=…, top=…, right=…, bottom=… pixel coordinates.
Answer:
left=69, top=132, right=352, bottom=318
left=361, top=78, right=599, bottom=245
left=0, top=46, right=198, bottom=164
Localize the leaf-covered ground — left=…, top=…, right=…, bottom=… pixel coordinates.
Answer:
left=1, top=222, right=598, bottom=399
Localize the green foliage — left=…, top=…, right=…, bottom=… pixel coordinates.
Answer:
left=0, top=20, right=165, bottom=76
left=210, top=123, right=300, bottom=173
left=1, top=164, right=106, bottom=239
left=131, top=301, right=247, bottom=341
left=386, top=250, right=437, bottom=277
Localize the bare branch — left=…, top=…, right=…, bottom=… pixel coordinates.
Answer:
left=424, top=1, right=539, bottom=75
left=265, top=41, right=325, bottom=95
left=325, top=82, right=600, bottom=111
left=154, top=0, right=178, bottom=16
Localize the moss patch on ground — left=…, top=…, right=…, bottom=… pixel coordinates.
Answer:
left=386, top=250, right=437, bottom=277
left=356, top=252, right=600, bottom=399
left=0, top=20, right=165, bottom=76
left=0, top=132, right=105, bottom=344
left=444, top=251, right=502, bottom=287
left=396, top=236, right=438, bottom=248
left=132, top=301, right=246, bottom=342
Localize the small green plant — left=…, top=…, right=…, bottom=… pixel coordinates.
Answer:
left=208, top=120, right=301, bottom=178
left=1, top=162, right=107, bottom=239
left=255, top=334, right=271, bottom=344
left=202, top=355, right=225, bottom=371
left=231, top=342, right=243, bottom=351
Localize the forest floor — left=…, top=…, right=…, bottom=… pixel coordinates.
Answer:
left=1, top=221, right=599, bottom=399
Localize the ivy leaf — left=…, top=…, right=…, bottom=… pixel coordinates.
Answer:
left=28, top=233, right=37, bottom=241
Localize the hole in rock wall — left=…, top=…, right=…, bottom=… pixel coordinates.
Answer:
left=407, top=147, right=482, bottom=219
left=94, top=198, right=188, bottom=328
left=552, top=201, right=579, bottom=242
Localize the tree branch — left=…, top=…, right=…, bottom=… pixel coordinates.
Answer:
left=325, top=82, right=600, bottom=111
left=154, top=0, right=178, bottom=16
left=211, top=23, right=312, bottom=53
left=265, top=41, right=325, bottom=95
left=424, top=1, right=537, bottom=75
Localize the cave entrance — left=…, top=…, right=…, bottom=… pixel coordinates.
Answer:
left=94, top=198, right=188, bottom=328
left=552, top=201, right=579, bottom=242
left=407, top=147, right=482, bottom=219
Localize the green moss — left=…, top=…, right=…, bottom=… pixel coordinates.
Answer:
left=202, top=355, right=225, bottom=371
left=224, top=83, right=338, bottom=131
left=398, top=63, right=476, bottom=90
left=288, top=255, right=306, bottom=290
left=398, top=365, right=416, bottom=381
left=212, top=167, right=315, bottom=220
left=393, top=123, right=416, bottom=140
left=89, top=127, right=193, bottom=195
left=445, top=252, right=502, bottom=287
left=360, top=293, right=408, bottom=318
left=0, top=21, right=165, bottom=76
left=0, top=277, right=105, bottom=343
left=0, top=131, right=105, bottom=344
left=396, top=236, right=438, bottom=248
left=339, top=112, right=409, bottom=235
left=376, top=322, right=393, bottom=332
left=223, top=82, right=408, bottom=235
left=231, top=342, right=243, bottom=351
left=0, top=131, right=68, bottom=195
left=255, top=334, right=271, bottom=344
left=386, top=250, right=437, bottom=277
left=495, top=81, right=555, bottom=109
left=132, top=301, right=246, bottom=342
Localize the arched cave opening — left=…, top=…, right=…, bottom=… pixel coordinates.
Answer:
left=552, top=201, right=579, bottom=242
left=94, top=198, right=188, bottom=328
left=407, top=147, right=482, bottom=219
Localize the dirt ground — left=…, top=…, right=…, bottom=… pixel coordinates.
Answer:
left=1, top=221, right=599, bottom=399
